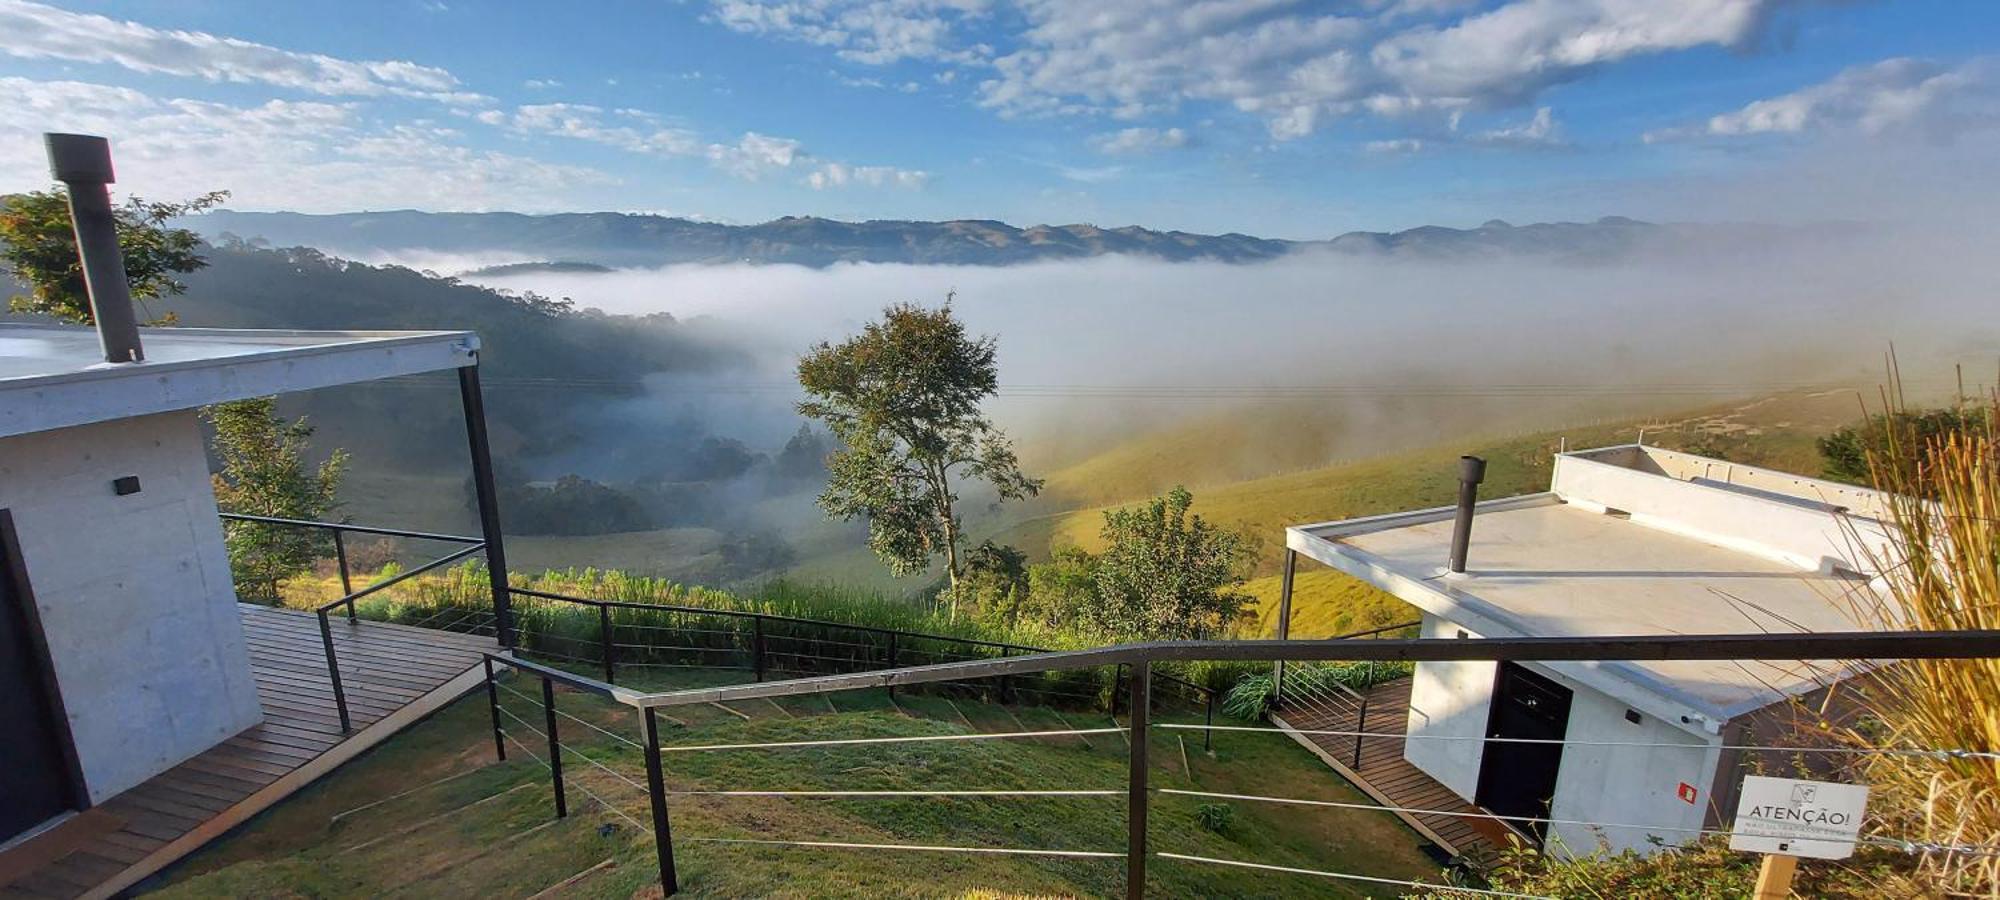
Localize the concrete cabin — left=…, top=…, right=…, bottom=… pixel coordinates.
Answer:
left=1283, top=445, right=1895, bottom=855
left=0, top=325, right=481, bottom=857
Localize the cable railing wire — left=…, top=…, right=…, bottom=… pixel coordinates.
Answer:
left=1156, top=852, right=1553, bottom=899
left=1157, top=722, right=2000, bottom=759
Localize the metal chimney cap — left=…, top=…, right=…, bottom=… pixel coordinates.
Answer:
left=46, top=133, right=116, bottom=184
left=1459, top=455, right=1487, bottom=484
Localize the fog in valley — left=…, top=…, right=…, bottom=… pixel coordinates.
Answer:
left=462, top=224, right=1994, bottom=469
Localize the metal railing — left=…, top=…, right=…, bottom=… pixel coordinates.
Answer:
left=471, top=626, right=2000, bottom=898
left=221, top=513, right=488, bottom=732
left=507, top=586, right=1222, bottom=746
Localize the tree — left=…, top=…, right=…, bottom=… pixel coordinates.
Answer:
left=796, top=301, right=1041, bottom=592
left=0, top=187, right=227, bottom=324
left=961, top=540, right=1030, bottom=625
left=208, top=399, right=347, bottom=601
left=1087, top=486, right=1253, bottom=640
left=1819, top=405, right=1990, bottom=491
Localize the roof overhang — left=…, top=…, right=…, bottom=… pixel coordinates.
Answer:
left=0, top=324, right=478, bottom=438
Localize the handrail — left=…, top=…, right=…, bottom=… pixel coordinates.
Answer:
left=218, top=512, right=484, bottom=544
left=312, top=542, right=488, bottom=615
left=483, top=625, right=2000, bottom=898
left=510, top=584, right=1218, bottom=704
left=622, top=627, right=2000, bottom=709
left=485, top=651, right=638, bottom=702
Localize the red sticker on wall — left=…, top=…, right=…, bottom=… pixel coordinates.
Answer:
left=1677, top=782, right=1699, bottom=804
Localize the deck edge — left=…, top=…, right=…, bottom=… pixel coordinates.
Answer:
left=81, top=662, right=491, bottom=900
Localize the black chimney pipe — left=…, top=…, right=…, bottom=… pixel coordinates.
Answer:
left=45, top=133, right=144, bottom=364
left=1448, top=455, right=1486, bottom=574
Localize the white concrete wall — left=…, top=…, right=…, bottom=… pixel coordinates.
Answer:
left=1403, top=614, right=1494, bottom=802
left=1403, top=614, right=1722, bottom=855
left=0, top=411, right=261, bottom=803
left=1538, top=668, right=1722, bottom=856
left=1553, top=452, right=1893, bottom=576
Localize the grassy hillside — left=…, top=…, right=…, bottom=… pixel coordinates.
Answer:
left=151, top=671, right=1446, bottom=898
left=993, top=389, right=1870, bottom=637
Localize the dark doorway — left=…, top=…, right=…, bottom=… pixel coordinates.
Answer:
left=0, top=510, right=81, bottom=845
left=1474, top=662, right=1573, bottom=843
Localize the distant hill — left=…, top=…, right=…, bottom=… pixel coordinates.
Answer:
left=189, top=210, right=1726, bottom=269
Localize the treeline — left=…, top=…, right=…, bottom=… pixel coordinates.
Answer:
left=171, top=239, right=748, bottom=471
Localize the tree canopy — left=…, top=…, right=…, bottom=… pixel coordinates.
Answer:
left=208, top=399, right=347, bottom=600
left=797, top=301, right=1041, bottom=593
left=0, top=187, right=227, bottom=324
left=1084, top=486, right=1254, bottom=640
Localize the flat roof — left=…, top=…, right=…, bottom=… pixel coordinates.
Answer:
left=0, top=324, right=477, bottom=438
left=1290, top=493, right=1885, bottom=727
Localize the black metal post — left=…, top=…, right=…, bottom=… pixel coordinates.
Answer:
left=752, top=615, right=767, bottom=682
left=458, top=363, right=515, bottom=648
left=541, top=675, right=567, bottom=817
left=1110, top=663, right=1124, bottom=715
left=483, top=657, right=506, bottom=761
left=885, top=632, right=898, bottom=698
left=1353, top=692, right=1369, bottom=770
left=333, top=530, right=356, bottom=621
left=1126, top=662, right=1150, bottom=900
left=318, top=610, right=351, bottom=732
left=998, top=645, right=1013, bottom=704
left=1203, top=690, right=1214, bottom=752
left=599, top=604, right=616, bottom=685
left=1274, top=549, right=1296, bottom=704
left=642, top=708, right=679, bottom=895
left=44, top=133, right=142, bottom=364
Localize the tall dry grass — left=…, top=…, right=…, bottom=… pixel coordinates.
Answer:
left=1846, top=382, right=2000, bottom=896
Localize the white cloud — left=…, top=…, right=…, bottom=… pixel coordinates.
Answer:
left=1365, top=137, right=1425, bottom=154
left=1471, top=106, right=1561, bottom=147
left=705, top=0, right=993, bottom=65
left=704, top=0, right=1798, bottom=142
left=1089, top=126, right=1190, bottom=155
left=1371, top=0, right=1781, bottom=106
left=0, top=76, right=607, bottom=211
left=499, top=103, right=927, bottom=189
left=507, top=103, right=701, bottom=155
left=0, top=0, right=485, bottom=104
left=1650, top=57, right=1999, bottom=143
left=807, top=161, right=930, bottom=189
left=523, top=78, right=562, bottom=89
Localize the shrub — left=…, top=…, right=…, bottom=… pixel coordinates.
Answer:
left=1194, top=803, right=1234, bottom=834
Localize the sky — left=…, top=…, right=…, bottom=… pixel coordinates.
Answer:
left=1, top=0, right=1997, bottom=238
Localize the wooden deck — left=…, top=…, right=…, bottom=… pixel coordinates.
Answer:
left=0, top=604, right=497, bottom=900
left=1273, top=676, right=1515, bottom=862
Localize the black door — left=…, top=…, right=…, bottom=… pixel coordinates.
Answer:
left=0, top=511, right=79, bottom=844
left=1474, top=662, right=1572, bottom=842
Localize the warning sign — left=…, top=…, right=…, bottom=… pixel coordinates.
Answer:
left=1729, top=776, right=1870, bottom=860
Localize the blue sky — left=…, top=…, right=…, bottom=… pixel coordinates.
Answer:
left=2, top=0, right=1996, bottom=237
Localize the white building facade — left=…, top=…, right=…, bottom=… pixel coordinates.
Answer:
left=1288, top=445, right=1892, bottom=854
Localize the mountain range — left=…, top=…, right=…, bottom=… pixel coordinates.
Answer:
left=190, top=210, right=1719, bottom=270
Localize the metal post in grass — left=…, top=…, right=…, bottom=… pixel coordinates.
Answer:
left=1126, top=662, right=1150, bottom=900
left=483, top=657, right=505, bottom=761
left=599, top=603, right=616, bottom=685
left=1203, top=689, right=1214, bottom=752
left=642, top=707, right=679, bottom=895
left=1274, top=549, right=1296, bottom=704
left=318, top=609, right=351, bottom=732
left=541, top=675, right=567, bottom=818
left=333, top=530, right=354, bottom=620
left=885, top=632, right=899, bottom=698
left=752, top=615, right=767, bottom=682
left=998, top=645, right=1013, bottom=704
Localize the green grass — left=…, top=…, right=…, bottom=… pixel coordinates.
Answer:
left=149, top=669, right=1448, bottom=898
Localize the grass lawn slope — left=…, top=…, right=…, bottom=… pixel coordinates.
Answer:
left=149, top=670, right=1446, bottom=898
